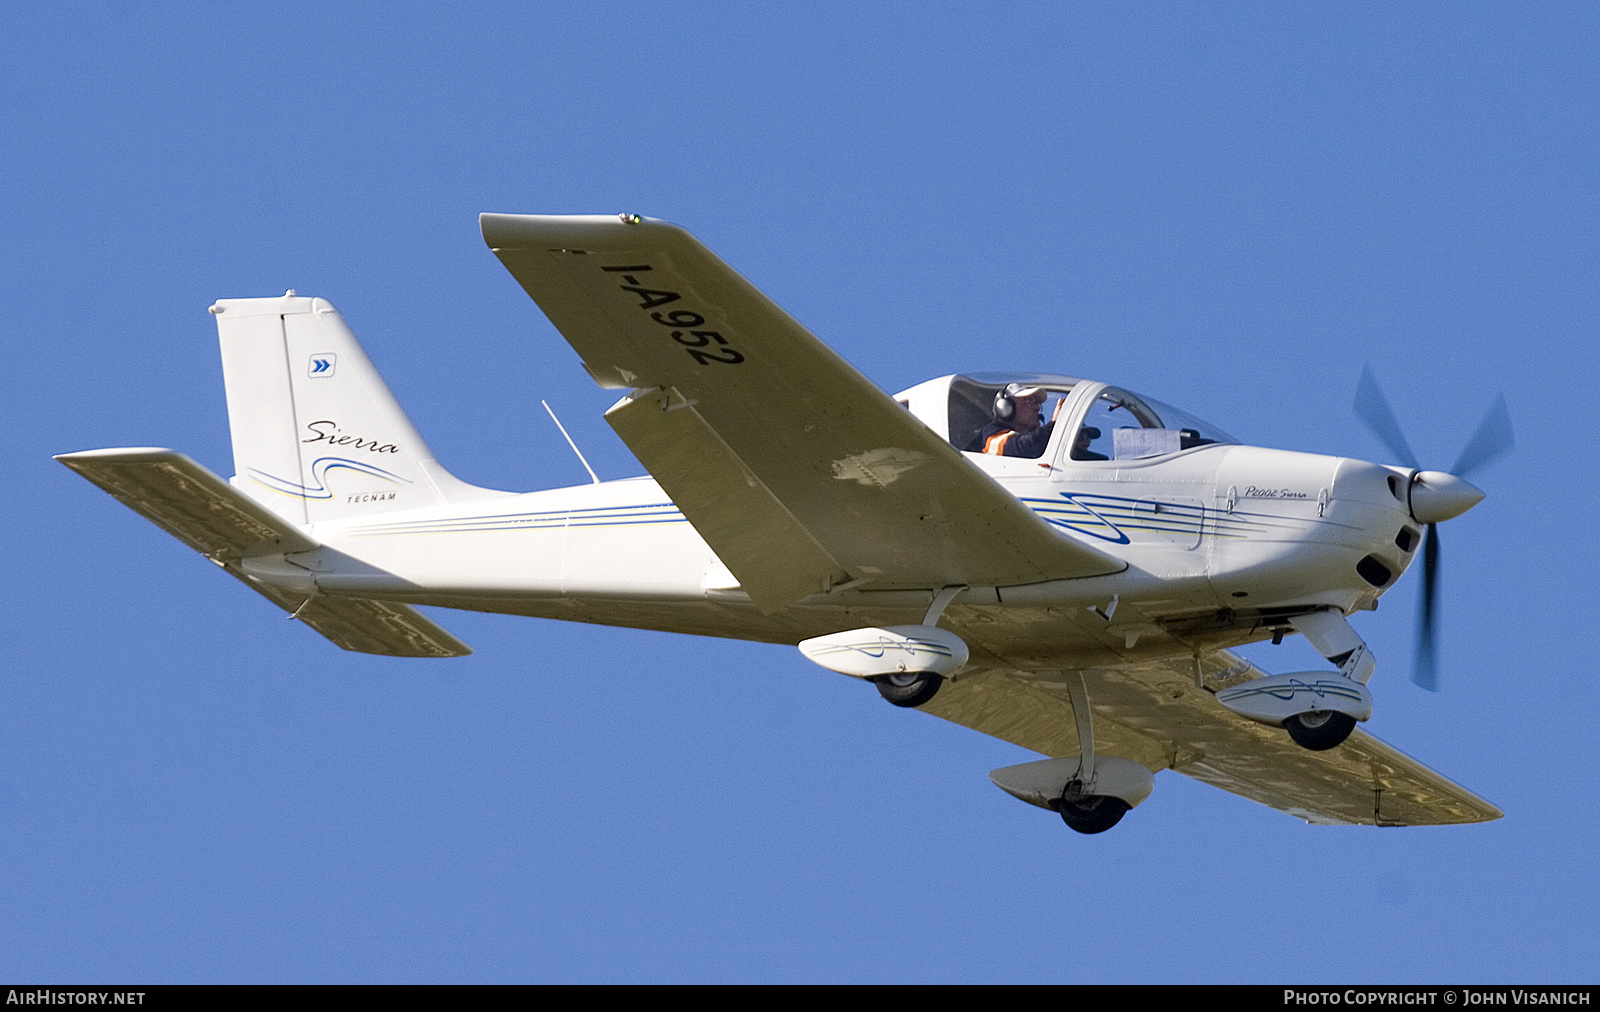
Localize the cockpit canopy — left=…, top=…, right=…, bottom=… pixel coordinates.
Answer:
left=894, top=372, right=1237, bottom=462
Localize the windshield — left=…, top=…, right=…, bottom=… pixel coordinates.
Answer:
left=1071, top=388, right=1237, bottom=461
left=1139, top=395, right=1237, bottom=446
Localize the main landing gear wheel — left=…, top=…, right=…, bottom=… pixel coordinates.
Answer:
left=871, top=672, right=944, bottom=708
left=1284, top=710, right=1358, bottom=751
left=1054, top=794, right=1130, bottom=835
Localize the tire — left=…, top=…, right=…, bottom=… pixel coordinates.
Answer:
left=1284, top=710, right=1358, bottom=751
left=871, top=672, right=944, bottom=708
left=1055, top=794, right=1130, bottom=835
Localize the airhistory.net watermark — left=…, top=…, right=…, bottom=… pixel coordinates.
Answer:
left=5, top=993, right=145, bottom=1005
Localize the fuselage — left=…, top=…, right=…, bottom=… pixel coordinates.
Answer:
left=261, top=373, right=1422, bottom=673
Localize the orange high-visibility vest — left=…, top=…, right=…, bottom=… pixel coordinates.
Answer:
left=983, top=431, right=1015, bottom=455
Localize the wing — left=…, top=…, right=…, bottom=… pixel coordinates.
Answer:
left=57, top=448, right=470, bottom=658
left=482, top=213, right=1124, bottom=610
left=920, top=652, right=1500, bottom=826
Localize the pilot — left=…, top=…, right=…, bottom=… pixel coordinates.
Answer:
left=979, top=384, right=1054, bottom=458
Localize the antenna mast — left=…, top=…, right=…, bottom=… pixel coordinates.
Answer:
left=541, top=400, right=601, bottom=484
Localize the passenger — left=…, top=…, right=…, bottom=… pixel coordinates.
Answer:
left=978, top=384, right=1054, bottom=458
left=1072, top=425, right=1108, bottom=461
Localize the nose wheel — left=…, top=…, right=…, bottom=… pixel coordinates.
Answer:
left=872, top=672, right=944, bottom=708
left=1284, top=710, right=1358, bottom=751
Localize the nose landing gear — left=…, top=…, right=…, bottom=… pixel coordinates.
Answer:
left=1216, top=610, right=1375, bottom=752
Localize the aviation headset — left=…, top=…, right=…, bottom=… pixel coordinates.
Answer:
left=993, top=383, right=1046, bottom=423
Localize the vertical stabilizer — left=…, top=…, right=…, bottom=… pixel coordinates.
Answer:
left=212, top=294, right=501, bottom=523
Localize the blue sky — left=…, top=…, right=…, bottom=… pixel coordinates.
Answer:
left=3, top=2, right=1597, bottom=982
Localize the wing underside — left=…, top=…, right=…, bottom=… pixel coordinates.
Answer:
left=921, top=651, right=1500, bottom=826
left=482, top=213, right=1123, bottom=609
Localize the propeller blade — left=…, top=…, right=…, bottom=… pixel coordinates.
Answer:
left=1353, top=365, right=1420, bottom=470
left=1451, top=392, right=1515, bottom=478
left=1412, top=522, right=1440, bottom=691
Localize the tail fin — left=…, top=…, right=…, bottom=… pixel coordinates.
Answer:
left=211, top=293, right=502, bottom=524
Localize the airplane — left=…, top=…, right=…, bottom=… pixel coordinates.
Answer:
left=56, top=212, right=1515, bottom=835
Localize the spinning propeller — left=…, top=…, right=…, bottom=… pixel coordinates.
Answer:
left=1352, top=366, right=1514, bottom=691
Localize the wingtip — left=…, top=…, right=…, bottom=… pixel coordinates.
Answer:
left=479, top=212, right=679, bottom=250
left=55, top=447, right=179, bottom=464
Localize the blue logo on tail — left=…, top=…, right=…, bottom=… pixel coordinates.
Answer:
left=249, top=457, right=409, bottom=500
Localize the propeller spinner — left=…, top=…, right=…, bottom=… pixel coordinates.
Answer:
left=1353, top=366, right=1514, bottom=691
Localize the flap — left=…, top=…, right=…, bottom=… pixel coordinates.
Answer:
left=482, top=213, right=1124, bottom=607
left=604, top=391, right=845, bottom=608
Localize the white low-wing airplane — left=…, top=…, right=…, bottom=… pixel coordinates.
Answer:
left=58, top=213, right=1513, bottom=834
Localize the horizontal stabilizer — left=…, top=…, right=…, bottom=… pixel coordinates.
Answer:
left=56, top=447, right=317, bottom=559
left=222, top=572, right=472, bottom=657
left=57, top=447, right=470, bottom=658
